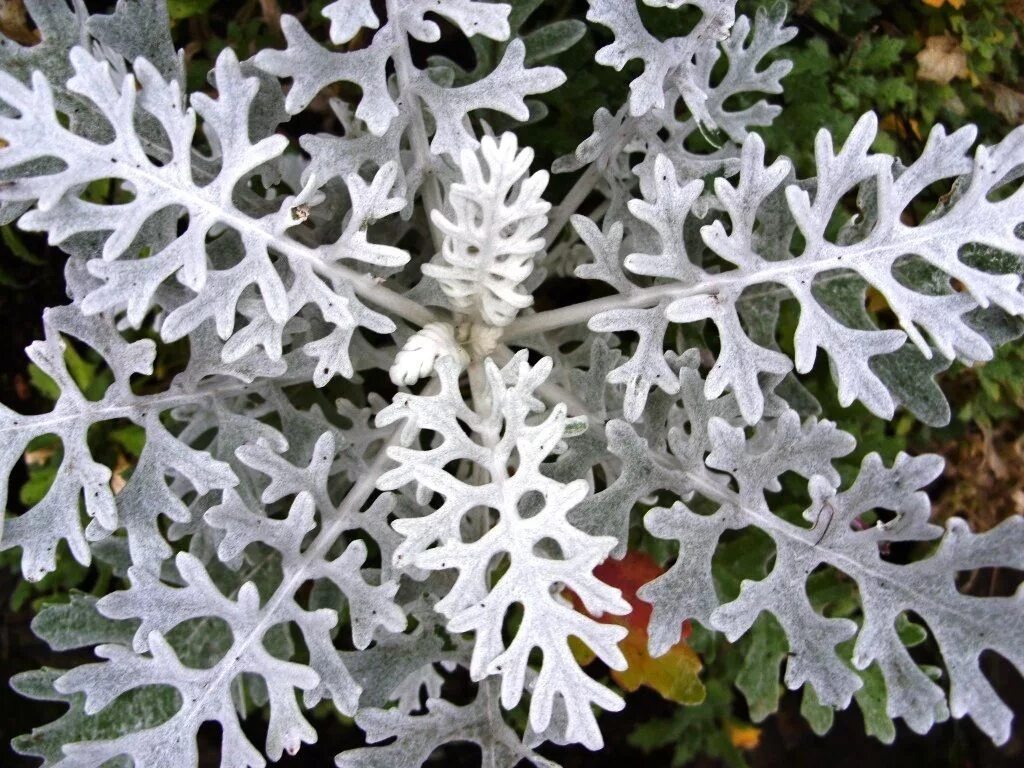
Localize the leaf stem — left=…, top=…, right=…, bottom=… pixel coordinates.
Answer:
left=331, top=264, right=439, bottom=327
left=542, top=106, right=634, bottom=249
left=505, top=215, right=983, bottom=342
left=387, top=0, right=446, bottom=254
left=543, top=162, right=604, bottom=248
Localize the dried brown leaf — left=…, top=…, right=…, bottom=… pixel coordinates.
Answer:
left=916, top=35, right=969, bottom=84
left=0, top=0, right=40, bottom=46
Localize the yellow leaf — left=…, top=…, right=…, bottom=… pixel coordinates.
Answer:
left=727, top=722, right=762, bottom=751
left=921, top=0, right=966, bottom=9
left=611, top=631, right=705, bottom=705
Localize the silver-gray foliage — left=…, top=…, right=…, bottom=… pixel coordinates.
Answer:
left=1, top=1, right=1022, bottom=766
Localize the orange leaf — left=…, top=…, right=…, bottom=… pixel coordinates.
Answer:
left=728, top=722, right=762, bottom=751
left=592, top=550, right=692, bottom=642
left=570, top=551, right=704, bottom=705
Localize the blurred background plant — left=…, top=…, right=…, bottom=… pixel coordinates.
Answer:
left=1, top=0, right=1022, bottom=765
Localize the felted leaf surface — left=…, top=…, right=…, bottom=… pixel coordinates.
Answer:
left=377, top=352, right=630, bottom=749
left=581, top=114, right=1024, bottom=424
left=638, top=360, right=1024, bottom=744
left=587, top=0, right=737, bottom=121
left=2, top=0, right=1024, bottom=764
left=558, top=3, right=795, bottom=184
left=337, top=687, right=559, bottom=768
left=254, top=0, right=565, bottom=203
left=19, top=424, right=406, bottom=767
left=423, top=133, right=551, bottom=328
left=0, top=305, right=238, bottom=579
left=0, top=46, right=406, bottom=384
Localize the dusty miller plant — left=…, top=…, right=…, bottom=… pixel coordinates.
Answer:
left=1, top=0, right=1023, bottom=765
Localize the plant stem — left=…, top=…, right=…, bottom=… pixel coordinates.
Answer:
left=387, top=0, right=446, bottom=254
left=333, top=265, right=439, bottom=327
left=542, top=162, right=604, bottom=248
left=542, top=105, right=633, bottom=249
left=468, top=360, right=494, bottom=441
left=163, top=375, right=445, bottom=733
left=505, top=213, right=980, bottom=342
left=177, top=423, right=405, bottom=727
left=502, top=288, right=658, bottom=339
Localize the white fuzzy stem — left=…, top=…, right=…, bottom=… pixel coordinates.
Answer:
left=542, top=106, right=634, bottom=248
left=542, top=162, right=604, bottom=248
left=387, top=0, right=446, bottom=254
left=505, top=213, right=988, bottom=341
